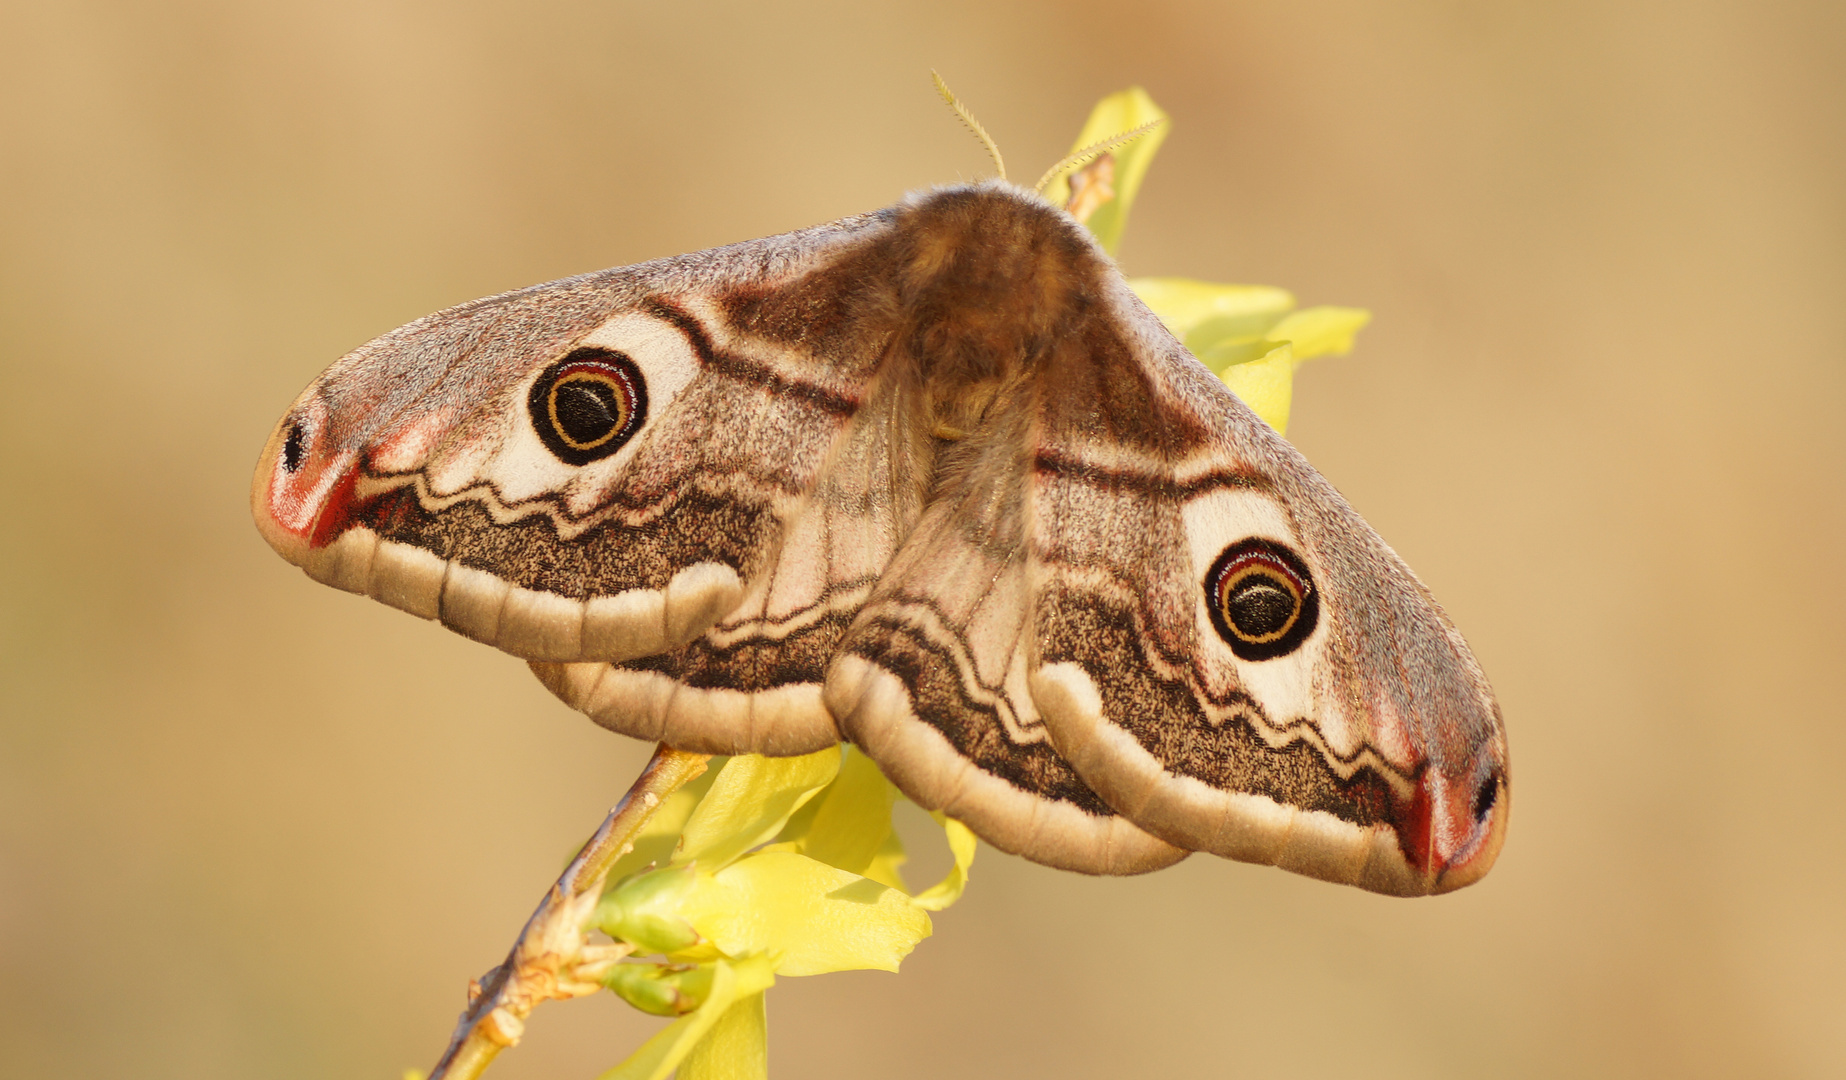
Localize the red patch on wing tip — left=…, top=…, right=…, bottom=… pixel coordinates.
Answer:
left=307, top=467, right=361, bottom=549
left=1397, top=779, right=1438, bottom=874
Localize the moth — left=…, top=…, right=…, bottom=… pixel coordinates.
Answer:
left=252, top=181, right=1507, bottom=896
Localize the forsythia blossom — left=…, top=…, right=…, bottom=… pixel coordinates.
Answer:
left=592, top=748, right=974, bottom=1080
left=1046, top=87, right=1372, bottom=433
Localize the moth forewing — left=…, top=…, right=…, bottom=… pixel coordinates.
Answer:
left=253, top=181, right=1506, bottom=894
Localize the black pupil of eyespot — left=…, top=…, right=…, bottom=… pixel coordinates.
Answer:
left=1205, top=540, right=1317, bottom=661
left=282, top=422, right=305, bottom=472
left=554, top=378, right=622, bottom=445
left=528, top=350, right=646, bottom=466
left=1227, top=575, right=1296, bottom=638
left=1473, top=774, right=1499, bottom=821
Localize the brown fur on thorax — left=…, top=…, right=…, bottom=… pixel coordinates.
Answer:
left=887, top=184, right=1114, bottom=443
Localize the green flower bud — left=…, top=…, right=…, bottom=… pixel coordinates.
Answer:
left=595, top=867, right=703, bottom=954
left=602, top=962, right=716, bottom=1017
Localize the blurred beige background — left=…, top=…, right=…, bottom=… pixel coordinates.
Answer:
left=2, top=1, right=1841, bottom=1077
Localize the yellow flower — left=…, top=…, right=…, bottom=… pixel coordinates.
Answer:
left=1040, top=86, right=1170, bottom=256
left=591, top=748, right=974, bottom=1080
left=1048, top=88, right=1372, bottom=433
left=1129, top=278, right=1370, bottom=433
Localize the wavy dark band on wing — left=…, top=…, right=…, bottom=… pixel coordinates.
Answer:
left=1037, top=588, right=1406, bottom=829
left=617, top=585, right=876, bottom=692
left=344, top=480, right=771, bottom=598
left=843, top=612, right=1115, bottom=815
left=1032, top=451, right=1273, bottom=499
left=643, top=297, right=864, bottom=418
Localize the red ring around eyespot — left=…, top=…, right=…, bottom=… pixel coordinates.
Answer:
left=546, top=362, right=638, bottom=451
left=527, top=348, right=649, bottom=466
left=1203, top=538, right=1320, bottom=661
left=1215, top=553, right=1307, bottom=644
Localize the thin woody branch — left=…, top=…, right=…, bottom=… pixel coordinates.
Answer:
left=428, top=745, right=712, bottom=1080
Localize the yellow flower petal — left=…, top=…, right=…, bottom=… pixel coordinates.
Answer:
left=599, top=956, right=777, bottom=1080
left=778, top=746, right=897, bottom=876
left=910, top=816, right=977, bottom=912
left=1265, top=305, right=1371, bottom=361
left=1218, top=341, right=1296, bottom=433
left=676, top=749, right=841, bottom=870
left=1128, top=280, right=1370, bottom=434
left=676, top=851, right=932, bottom=976
left=860, top=823, right=910, bottom=893
left=678, top=990, right=768, bottom=1080
left=1129, top=278, right=1296, bottom=341
left=1045, top=87, right=1171, bottom=255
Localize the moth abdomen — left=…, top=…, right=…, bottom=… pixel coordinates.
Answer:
left=253, top=178, right=1507, bottom=895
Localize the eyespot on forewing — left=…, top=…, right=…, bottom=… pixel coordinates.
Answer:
left=527, top=347, right=649, bottom=465
left=1205, top=538, right=1319, bottom=661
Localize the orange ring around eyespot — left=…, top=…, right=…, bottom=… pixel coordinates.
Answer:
left=1216, top=557, right=1305, bottom=644
left=547, top=369, right=631, bottom=451
left=1204, top=538, right=1319, bottom=661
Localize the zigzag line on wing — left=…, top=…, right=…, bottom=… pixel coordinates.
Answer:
left=337, top=469, right=776, bottom=599
left=1038, top=596, right=1411, bottom=825
left=698, top=576, right=882, bottom=648
left=850, top=595, right=1047, bottom=746
left=842, top=609, right=1108, bottom=813
left=1038, top=562, right=1415, bottom=794
left=343, top=465, right=792, bottom=541
left=618, top=610, right=852, bottom=692
left=1041, top=559, right=1261, bottom=707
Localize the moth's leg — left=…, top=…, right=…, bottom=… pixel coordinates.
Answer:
left=426, top=746, right=711, bottom=1080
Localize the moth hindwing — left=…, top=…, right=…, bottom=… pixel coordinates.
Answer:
left=254, top=182, right=1507, bottom=895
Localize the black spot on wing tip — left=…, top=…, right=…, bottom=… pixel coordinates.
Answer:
left=281, top=420, right=306, bottom=472
left=1473, top=770, right=1502, bottom=822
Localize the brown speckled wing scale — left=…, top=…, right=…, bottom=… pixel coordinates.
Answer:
left=826, top=378, right=1187, bottom=874
left=1017, top=271, right=1508, bottom=894
left=253, top=182, right=1508, bottom=895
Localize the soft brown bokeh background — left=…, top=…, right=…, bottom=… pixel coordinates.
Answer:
left=2, top=2, right=1841, bottom=1077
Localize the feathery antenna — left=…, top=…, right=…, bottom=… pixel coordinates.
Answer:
left=1033, top=119, right=1166, bottom=194
left=931, top=71, right=1007, bottom=181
